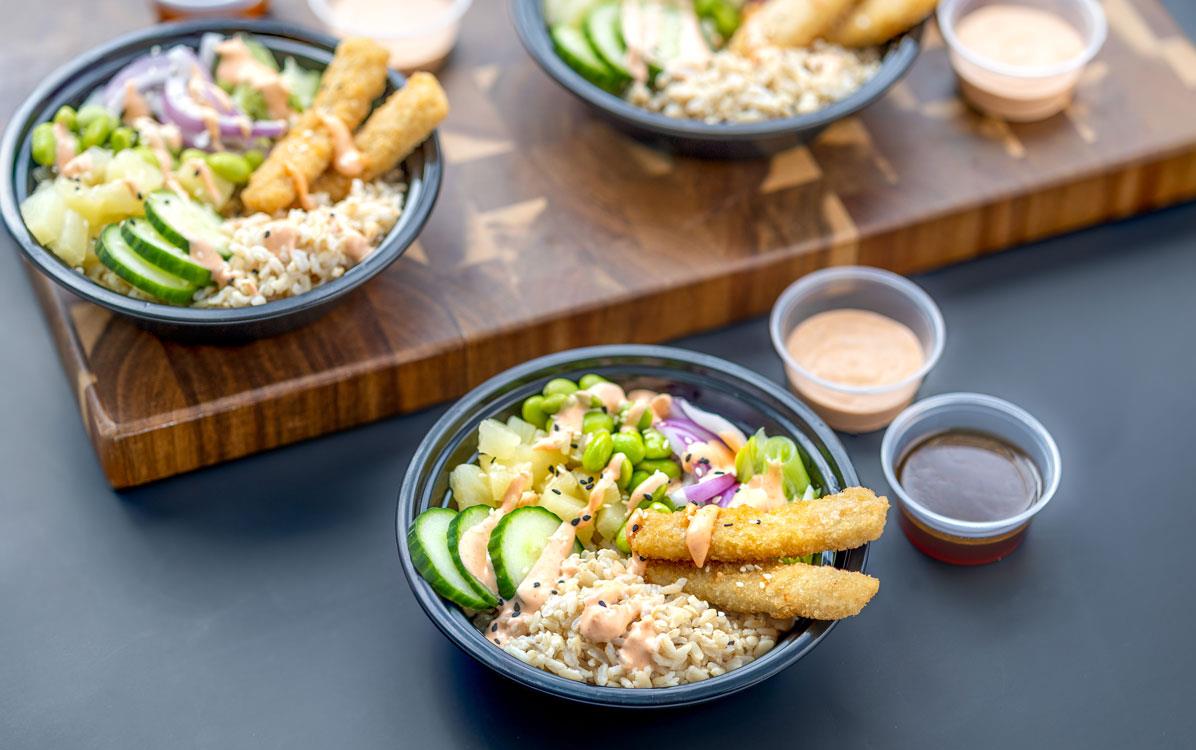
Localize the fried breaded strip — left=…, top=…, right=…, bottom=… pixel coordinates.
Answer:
left=311, top=72, right=449, bottom=200
left=241, top=38, right=390, bottom=214
left=646, top=560, right=879, bottom=619
left=730, top=0, right=859, bottom=53
left=630, top=487, right=888, bottom=562
left=826, top=0, right=939, bottom=47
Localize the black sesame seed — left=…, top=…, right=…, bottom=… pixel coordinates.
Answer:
left=582, top=514, right=591, bottom=522
left=714, top=471, right=725, bottom=475
left=552, top=488, right=562, bottom=495
left=724, top=523, right=733, bottom=527
left=532, top=581, right=541, bottom=588
left=264, top=230, right=271, bottom=238
left=598, top=600, right=607, bottom=608
left=752, top=519, right=761, bottom=525
left=570, top=518, right=580, bottom=527
left=551, top=589, right=558, bottom=595
left=491, top=623, right=498, bottom=632
left=631, top=524, right=640, bottom=533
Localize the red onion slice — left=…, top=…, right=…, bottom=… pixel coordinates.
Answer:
left=679, top=472, right=737, bottom=505
left=162, top=76, right=286, bottom=142
left=676, top=398, right=747, bottom=452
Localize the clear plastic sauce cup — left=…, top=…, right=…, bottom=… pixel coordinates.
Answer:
left=769, top=267, right=945, bottom=433
left=881, top=393, right=1062, bottom=565
left=307, top=0, right=473, bottom=71
left=938, top=0, right=1107, bottom=122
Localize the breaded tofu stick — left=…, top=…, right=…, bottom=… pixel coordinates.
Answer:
left=242, top=38, right=389, bottom=214
left=731, top=0, right=859, bottom=53
left=646, top=560, right=879, bottom=620
left=311, top=72, right=449, bottom=200
left=827, top=0, right=939, bottom=47
left=630, top=487, right=888, bottom=563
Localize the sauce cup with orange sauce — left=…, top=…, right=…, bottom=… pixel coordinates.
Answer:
left=938, top=0, right=1107, bottom=122
left=881, top=393, right=1062, bottom=565
left=769, top=267, right=945, bottom=434
left=308, top=0, right=473, bottom=71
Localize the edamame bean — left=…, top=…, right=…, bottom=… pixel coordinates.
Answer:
left=179, top=148, right=207, bottom=165
left=647, top=501, right=672, bottom=514
left=206, top=151, right=252, bottom=184
left=629, top=470, right=650, bottom=494
left=132, top=146, right=160, bottom=167
left=542, top=378, right=578, bottom=397
left=521, top=395, right=548, bottom=429
left=30, top=123, right=56, bottom=167
left=108, top=126, right=135, bottom=152
left=53, top=106, right=77, bottom=131
left=581, top=430, right=613, bottom=473
left=637, top=458, right=681, bottom=480
left=582, top=410, right=614, bottom=435
left=642, top=428, right=671, bottom=460
left=578, top=373, right=608, bottom=390
left=541, top=393, right=567, bottom=414
left=615, top=519, right=632, bottom=554
left=615, top=456, right=633, bottom=489
left=75, top=104, right=109, bottom=131
left=636, top=407, right=654, bottom=431
left=244, top=149, right=265, bottom=170
left=612, top=430, right=646, bottom=464
left=79, top=113, right=115, bottom=150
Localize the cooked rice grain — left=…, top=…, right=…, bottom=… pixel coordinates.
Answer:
left=476, top=549, right=790, bottom=688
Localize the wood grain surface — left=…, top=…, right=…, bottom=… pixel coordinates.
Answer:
left=8, top=0, right=1196, bottom=487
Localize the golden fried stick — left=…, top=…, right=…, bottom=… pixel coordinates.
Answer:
left=242, top=38, right=390, bottom=214
left=731, top=0, right=859, bottom=53
left=311, top=72, right=449, bottom=200
left=630, top=487, right=888, bottom=563
left=826, top=0, right=939, bottom=47
left=646, top=560, right=879, bottom=619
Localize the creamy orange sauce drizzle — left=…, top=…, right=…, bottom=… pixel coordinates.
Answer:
left=184, top=157, right=222, bottom=206
left=215, top=38, right=292, bottom=120
left=340, top=230, right=371, bottom=264
left=261, top=221, right=299, bottom=259
left=52, top=122, right=77, bottom=172
left=122, top=81, right=152, bottom=124
left=190, top=237, right=230, bottom=287
left=134, top=118, right=186, bottom=197
left=458, top=474, right=530, bottom=594
left=680, top=440, right=736, bottom=476
left=628, top=471, right=669, bottom=510
left=685, top=504, right=720, bottom=567
left=622, top=398, right=652, bottom=428
left=60, top=151, right=93, bottom=180
left=729, top=459, right=786, bottom=510
left=584, top=382, right=627, bottom=414
left=317, top=112, right=364, bottom=177
left=619, top=616, right=659, bottom=670
left=283, top=162, right=315, bottom=210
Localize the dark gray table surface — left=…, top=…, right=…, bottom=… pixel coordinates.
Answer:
left=5, top=8, right=1196, bottom=749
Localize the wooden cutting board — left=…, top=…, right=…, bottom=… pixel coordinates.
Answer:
left=12, top=0, right=1196, bottom=487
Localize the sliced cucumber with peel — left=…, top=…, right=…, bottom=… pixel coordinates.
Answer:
left=446, top=505, right=501, bottom=608
left=122, top=218, right=213, bottom=287
left=551, top=25, right=624, bottom=93
left=97, top=223, right=197, bottom=305
left=489, top=506, right=582, bottom=600
left=408, top=508, right=500, bottom=610
left=584, top=3, right=631, bottom=82
left=144, top=190, right=230, bottom=259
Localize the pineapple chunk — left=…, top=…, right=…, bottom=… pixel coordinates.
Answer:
left=56, top=177, right=141, bottom=229
left=20, top=183, right=66, bottom=249
left=595, top=503, right=625, bottom=544
left=478, top=419, right=521, bottom=461
left=505, top=415, right=541, bottom=445
left=176, top=158, right=234, bottom=210
left=105, top=148, right=164, bottom=195
left=487, top=461, right=531, bottom=505
left=55, top=209, right=90, bottom=268
left=538, top=490, right=593, bottom=545
left=450, top=464, right=493, bottom=508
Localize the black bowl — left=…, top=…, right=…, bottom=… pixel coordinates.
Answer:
left=510, top=0, right=923, bottom=158
left=396, top=345, right=866, bottom=708
left=0, top=19, right=442, bottom=341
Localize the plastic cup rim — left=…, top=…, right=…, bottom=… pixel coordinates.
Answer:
left=880, top=392, right=1062, bottom=536
left=307, top=0, right=474, bottom=39
left=769, top=266, right=946, bottom=396
left=937, top=0, right=1107, bottom=80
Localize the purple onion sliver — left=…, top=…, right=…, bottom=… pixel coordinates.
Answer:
left=683, top=472, right=736, bottom=505
left=716, top=485, right=738, bottom=507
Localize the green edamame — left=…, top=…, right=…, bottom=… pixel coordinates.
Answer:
left=578, top=373, right=608, bottom=390
left=629, top=471, right=650, bottom=494
left=582, top=429, right=613, bottom=473
left=79, top=114, right=115, bottom=150
left=132, top=146, right=160, bottom=167
left=637, top=458, right=681, bottom=480
left=75, top=104, right=109, bottom=131
left=244, top=149, right=265, bottom=170
left=542, top=378, right=578, bottom=397
left=108, top=126, right=136, bottom=152
left=179, top=148, right=207, bottom=165
left=612, top=430, right=646, bottom=464
left=582, top=410, right=614, bottom=435
left=647, top=501, right=672, bottom=514
left=30, top=123, right=56, bottom=167
left=541, top=393, right=567, bottom=414
left=615, top=520, right=632, bottom=554
left=642, top=428, right=671, bottom=460
left=636, top=407, right=654, bottom=431
left=521, top=395, right=548, bottom=429
left=53, top=106, right=77, bottom=131
left=206, top=151, right=252, bottom=184
left=615, top=456, right=633, bottom=489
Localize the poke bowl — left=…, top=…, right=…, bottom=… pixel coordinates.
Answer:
left=510, top=0, right=928, bottom=158
left=0, top=19, right=444, bottom=340
left=397, top=345, right=886, bottom=708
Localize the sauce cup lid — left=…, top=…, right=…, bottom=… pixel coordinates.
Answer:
left=307, top=0, right=473, bottom=39
left=769, top=266, right=946, bottom=397
left=881, top=392, right=1062, bottom=538
left=937, top=0, right=1108, bottom=80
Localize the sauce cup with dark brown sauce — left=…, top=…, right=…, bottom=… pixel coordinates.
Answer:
left=880, top=393, right=1061, bottom=565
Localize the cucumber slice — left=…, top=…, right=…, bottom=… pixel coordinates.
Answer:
left=446, top=505, right=501, bottom=608
left=144, top=190, right=230, bottom=259
left=121, top=218, right=213, bottom=287
left=97, top=223, right=197, bottom=305
left=488, top=506, right=583, bottom=599
left=408, top=508, right=499, bottom=610
left=584, top=3, right=630, bottom=80
left=550, top=25, right=623, bottom=94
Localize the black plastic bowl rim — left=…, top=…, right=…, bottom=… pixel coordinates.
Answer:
left=509, top=0, right=923, bottom=148
left=396, top=345, right=865, bottom=708
left=0, top=19, right=442, bottom=333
